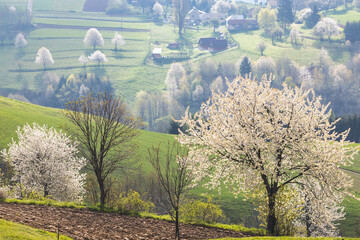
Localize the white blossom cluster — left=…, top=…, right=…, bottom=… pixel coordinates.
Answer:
left=2, top=123, right=86, bottom=201
left=178, top=76, right=357, bottom=236
left=35, top=47, right=54, bottom=69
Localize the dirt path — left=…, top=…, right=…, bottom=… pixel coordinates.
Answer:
left=0, top=203, right=249, bottom=240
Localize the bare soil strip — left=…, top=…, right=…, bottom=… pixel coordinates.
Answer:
left=0, top=203, right=249, bottom=240
left=35, top=23, right=149, bottom=32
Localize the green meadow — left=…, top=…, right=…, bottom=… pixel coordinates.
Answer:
left=0, top=219, right=72, bottom=240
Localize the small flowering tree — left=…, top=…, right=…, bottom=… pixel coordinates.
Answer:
left=83, top=28, right=104, bottom=50
left=178, top=76, right=357, bottom=235
left=313, top=18, right=340, bottom=42
left=14, top=33, right=27, bottom=52
left=2, top=123, right=86, bottom=201
left=88, top=50, right=108, bottom=66
left=35, top=47, right=54, bottom=70
left=78, top=55, right=89, bottom=67
left=153, top=2, right=164, bottom=18
left=111, top=32, right=125, bottom=51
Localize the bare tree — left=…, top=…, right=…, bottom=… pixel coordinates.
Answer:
left=62, top=92, right=141, bottom=207
left=148, top=141, right=196, bottom=240
left=257, top=42, right=266, bottom=56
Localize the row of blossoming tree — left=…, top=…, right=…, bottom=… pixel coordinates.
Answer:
left=15, top=28, right=125, bottom=70
left=1, top=75, right=358, bottom=237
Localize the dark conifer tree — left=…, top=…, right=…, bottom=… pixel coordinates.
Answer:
left=277, top=0, right=294, bottom=30
left=305, top=5, right=321, bottom=29
left=240, top=56, right=252, bottom=77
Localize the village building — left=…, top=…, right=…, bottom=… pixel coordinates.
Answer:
left=198, top=38, right=227, bottom=51
left=185, top=7, right=206, bottom=25
left=186, top=7, right=226, bottom=25
left=167, top=42, right=180, bottom=49
left=267, top=0, right=278, bottom=8
left=202, top=13, right=226, bottom=24
left=226, top=15, right=259, bottom=31
left=152, top=48, right=162, bottom=58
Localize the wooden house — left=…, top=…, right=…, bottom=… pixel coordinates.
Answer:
left=198, top=38, right=227, bottom=51
left=226, top=15, right=258, bottom=31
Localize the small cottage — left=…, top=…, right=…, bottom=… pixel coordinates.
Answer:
left=152, top=48, right=162, bottom=58
left=185, top=7, right=206, bottom=24
left=226, top=15, right=258, bottom=31
left=198, top=38, right=227, bottom=51
left=202, top=13, right=226, bottom=23
left=267, top=0, right=278, bottom=8
left=167, top=42, right=180, bottom=49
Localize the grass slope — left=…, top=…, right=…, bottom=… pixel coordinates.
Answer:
left=0, top=96, right=174, bottom=165
left=0, top=218, right=72, bottom=240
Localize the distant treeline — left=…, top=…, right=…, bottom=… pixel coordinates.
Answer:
left=0, top=4, right=32, bottom=44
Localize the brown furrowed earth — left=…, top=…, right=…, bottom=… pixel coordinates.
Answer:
left=0, top=203, right=249, bottom=240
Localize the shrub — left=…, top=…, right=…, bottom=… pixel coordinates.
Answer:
left=0, top=187, right=8, bottom=200
left=114, top=190, right=154, bottom=214
left=181, top=197, right=225, bottom=223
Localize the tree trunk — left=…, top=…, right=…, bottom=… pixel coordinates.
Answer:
left=175, top=209, right=180, bottom=240
left=44, top=183, right=49, bottom=197
left=97, top=173, right=106, bottom=208
left=266, top=189, right=277, bottom=235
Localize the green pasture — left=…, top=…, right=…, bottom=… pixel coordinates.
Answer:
left=0, top=218, right=72, bottom=240
left=324, top=6, right=360, bottom=25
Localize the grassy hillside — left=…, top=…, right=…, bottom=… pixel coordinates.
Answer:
left=0, top=219, right=72, bottom=240
left=1, top=96, right=360, bottom=236
left=0, top=96, right=174, bottom=168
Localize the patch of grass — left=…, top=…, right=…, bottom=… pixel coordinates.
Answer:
left=0, top=218, right=72, bottom=240
left=324, top=6, right=360, bottom=25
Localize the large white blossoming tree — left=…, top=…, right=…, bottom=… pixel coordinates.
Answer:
left=2, top=123, right=86, bottom=201
left=83, top=28, right=104, bottom=50
left=35, top=47, right=54, bottom=70
left=178, top=76, right=357, bottom=235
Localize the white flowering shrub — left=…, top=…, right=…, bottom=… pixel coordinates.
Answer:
left=2, top=123, right=86, bottom=202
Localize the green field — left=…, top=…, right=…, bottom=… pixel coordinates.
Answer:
left=1, top=0, right=357, bottom=105
left=0, top=219, right=72, bottom=240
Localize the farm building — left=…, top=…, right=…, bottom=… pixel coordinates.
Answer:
left=267, top=0, right=278, bottom=8
left=226, top=15, right=258, bottom=31
left=167, top=42, right=180, bottom=49
left=152, top=48, right=162, bottom=58
left=186, top=7, right=206, bottom=24
left=198, top=38, right=227, bottom=51
left=186, top=7, right=225, bottom=25
left=202, top=13, right=226, bottom=23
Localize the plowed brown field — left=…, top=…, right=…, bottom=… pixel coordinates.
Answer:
left=0, top=203, right=249, bottom=240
